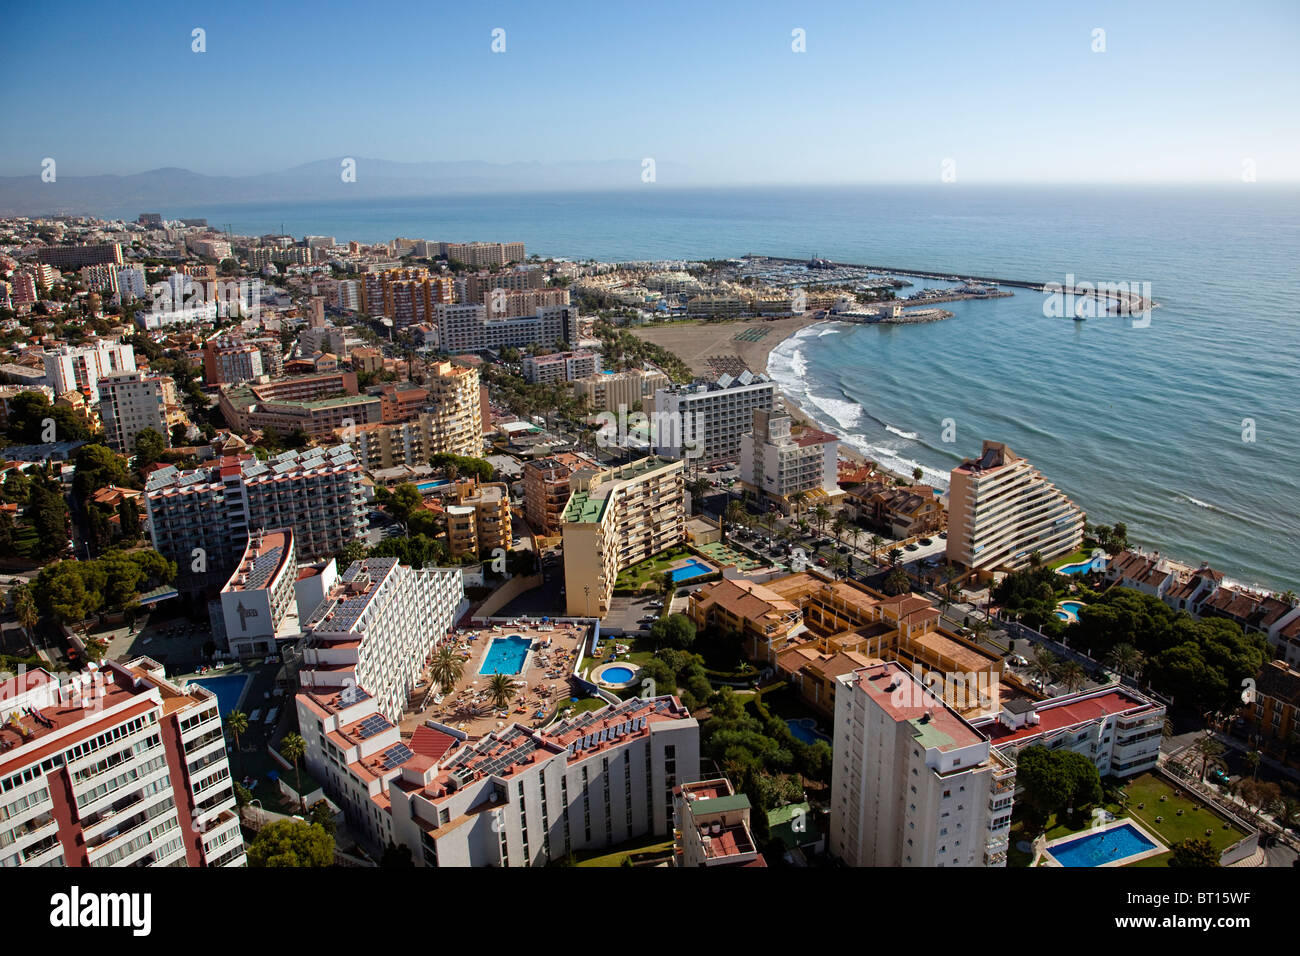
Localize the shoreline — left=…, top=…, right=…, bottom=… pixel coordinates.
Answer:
left=756, top=321, right=1288, bottom=597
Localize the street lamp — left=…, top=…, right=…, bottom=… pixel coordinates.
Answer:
left=583, top=584, right=590, bottom=619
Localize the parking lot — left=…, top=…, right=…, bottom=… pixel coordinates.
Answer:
left=601, top=593, right=665, bottom=636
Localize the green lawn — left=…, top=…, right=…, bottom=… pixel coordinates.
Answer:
left=571, top=831, right=675, bottom=867
left=1048, top=549, right=1094, bottom=570
left=614, top=546, right=694, bottom=590
left=1011, top=772, right=1249, bottom=867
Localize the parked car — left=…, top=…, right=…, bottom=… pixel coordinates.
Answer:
left=919, top=537, right=933, bottom=546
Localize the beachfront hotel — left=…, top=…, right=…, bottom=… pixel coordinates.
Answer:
left=652, top=371, right=778, bottom=464
left=386, top=696, right=699, bottom=866
left=296, top=558, right=465, bottom=727
left=0, top=658, right=245, bottom=868
left=144, top=445, right=368, bottom=591
left=561, top=455, right=686, bottom=617
left=944, top=440, right=1084, bottom=575
left=739, top=408, right=841, bottom=513
left=830, top=660, right=1016, bottom=867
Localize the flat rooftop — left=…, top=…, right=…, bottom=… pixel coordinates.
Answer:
left=978, top=688, right=1160, bottom=747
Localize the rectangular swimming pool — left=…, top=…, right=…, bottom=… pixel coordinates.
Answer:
left=668, top=559, right=714, bottom=583
left=479, top=635, right=533, bottom=675
left=189, top=674, right=250, bottom=718
left=1047, top=822, right=1160, bottom=867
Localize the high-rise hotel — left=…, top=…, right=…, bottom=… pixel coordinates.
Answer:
left=561, top=456, right=685, bottom=617
left=945, top=440, right=1085, bottom=574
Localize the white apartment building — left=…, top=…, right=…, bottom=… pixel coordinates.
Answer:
left=521, top=350, right=600, bottom=384
left=653, top=371, right=778, bottom=464
left=945, top=440, right=1085, bottom=574
left=386, top=695, right=699, bottom=866
left=97, top=369, right=181, bottom=453
left=674, top=778, right=764, bottom=867
left=41, top=338, right=136, bottom=402
left=435, top=303, right=579, bottom=354
left=144, top=445, right=368, bottom=591
left=830, top=660, right=1016, bottom=867
left=974, top=687, right=1167, bottom=780
left=214, top=527, right=301, bottom=657
left=0, top=658, right=245, bottom=868
left=115, top=266, right=149, bottom=302
left=740, top=408, right=840, bottom=511
left=296, top=557, right=466, bottom=725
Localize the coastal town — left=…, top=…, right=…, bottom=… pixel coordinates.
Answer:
left=0, top=212, right=1296, bottom=876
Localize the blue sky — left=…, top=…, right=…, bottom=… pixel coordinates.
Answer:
left=3, top=0, right=1297, bottom=183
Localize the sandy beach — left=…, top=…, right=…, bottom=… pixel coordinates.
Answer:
left=630, top=315, right=884, bottom=475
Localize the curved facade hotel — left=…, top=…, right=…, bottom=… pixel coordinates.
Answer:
left=945, top=440, right=1084, bottom=574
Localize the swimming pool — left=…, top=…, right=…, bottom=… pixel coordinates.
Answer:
left=1055, top=600, right=1086, bottom=621
left=479, top=635, right=533, bottom=675
left=600, top=666, right=636, bottom=684
left=415, top=479, right=450, bottom=493
left=190, top=674, right=250, bottom=717
left=1056, top=559, right=1097, bottom=575
left=668, top=559, right=714, bottom=583
left=1047, top=822, right=1161, bottom=867
left=785, top=717, right=831, bottom=745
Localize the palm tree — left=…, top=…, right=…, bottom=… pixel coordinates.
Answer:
left=280, top=732, right=307, bottom=810
left=225, top=710, right=249, bottom=774
left=848, top=526, right=863, bottom=554
left=724, top=499, right=747, bottom=533
left=1244, top=749, right=1262, bottom=780
left=1192, top=733, right=1226, bottom=782
left=1028, top=648, right=1060, bottom=689
left=911, top=466, right=923, bottom=484
left=813, top=504, right=831, bottom=536
left=429, top=644, right=465, bottom=695
left=831, top=513, right=848, bottom=545
left=1056, top=661, right=1086, bottom=692
left=1028, top=550, right=1043, bottom=569
left=11, top=584, right=38, bottom=643
left=488, top=673, right=517, bottom=711
left=827, top=552, right=847, bottom=580
left=687, top=476, right=710, bottom=514
left=789, top=491, right=807, bottom=523
left=887, top=547, right=903, bottom=567
left=1104, top=643, right=1144, bottom=679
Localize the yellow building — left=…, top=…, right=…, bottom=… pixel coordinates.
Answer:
left=562, top=456, right=685, bottom=617
left=446, top=478, right=512, bottom=559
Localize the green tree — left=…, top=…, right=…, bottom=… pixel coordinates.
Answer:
left=649, top=613, right=696, bottom=650
left=225, top=710, right=249, bottom=774
left=280, top=732, right=307, bottom=809
left=308, top=800, right=337, bottom=836
left=246, top=820, right=333, bottom=867
left=379, top=841, right=414, bottom=867
left=487, top=673, right=517, bottom=711
left=11, top=583, right=39, bottom=641
left=1169, top=838, right=1220, bottom=868
left=429, top=643, right=465, bottom=695
left=133, top=427, right=167, bottom=471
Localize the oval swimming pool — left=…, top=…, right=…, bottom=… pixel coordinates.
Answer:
left=600, top=666, right=636, bottom=684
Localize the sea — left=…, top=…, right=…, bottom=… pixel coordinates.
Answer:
left=127, top=185, right=1300, bottom=592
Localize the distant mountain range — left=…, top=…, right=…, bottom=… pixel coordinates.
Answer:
left=0, top=158, right=692, bottom=217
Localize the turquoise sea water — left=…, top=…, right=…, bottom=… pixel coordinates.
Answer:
left=138, top=186, right=1300, bottom=591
